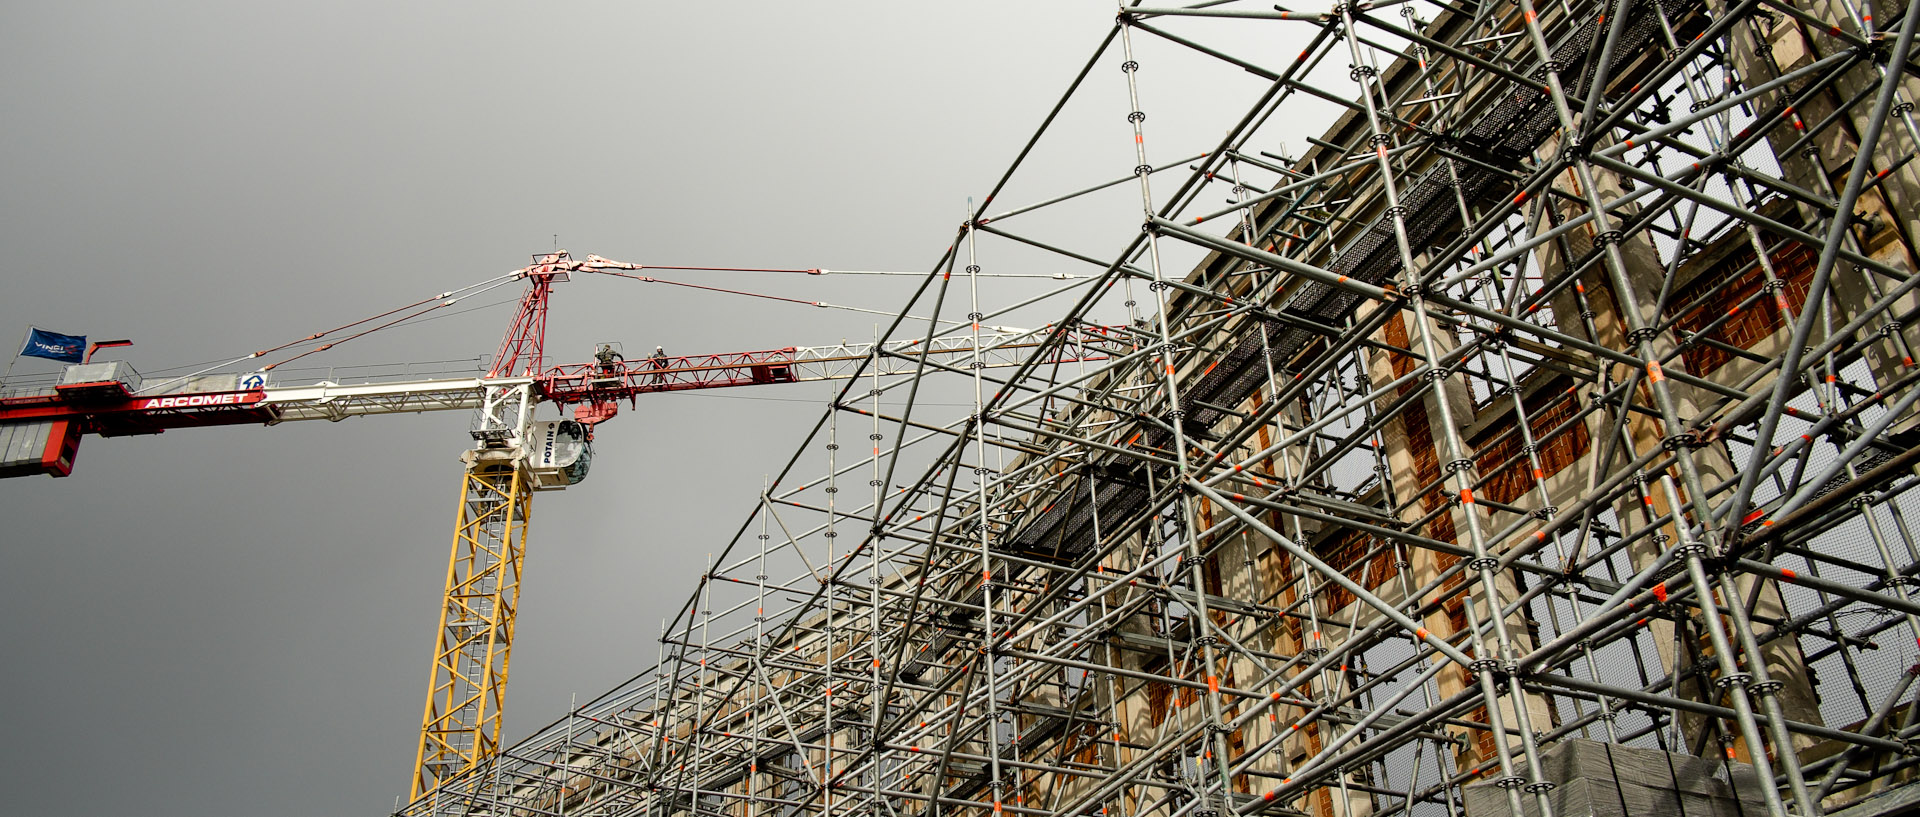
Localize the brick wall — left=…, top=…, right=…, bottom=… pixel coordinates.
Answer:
left=1673, top=235, right=1818, bottom=376
left=1318, top=527, right=1395, bottom=611
left=1470, top=378, right=1591, bottom=504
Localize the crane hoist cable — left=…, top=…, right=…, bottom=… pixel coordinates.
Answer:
left=632, top=263, right=1082, bottom=279
left=132, top=272, right=527, bottom=393
left=251, top=271, right=523, bottom=361
left=121, top=298, right=517, bottom=382
left=583, top=268, right=968, bottom=326
left=259, top=277, right=524, bottom=372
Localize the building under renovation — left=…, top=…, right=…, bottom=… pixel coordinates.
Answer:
left=398, top=0, right=1920, bottom=815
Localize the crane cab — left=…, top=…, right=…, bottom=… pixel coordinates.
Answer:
left=524, top=419, right=591, bottom=489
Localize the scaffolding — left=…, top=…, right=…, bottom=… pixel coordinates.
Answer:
left=403, top=0, right=1920, bottom=814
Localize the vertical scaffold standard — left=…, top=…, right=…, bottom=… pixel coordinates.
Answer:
left=405, top=1, right=1920, bottom=815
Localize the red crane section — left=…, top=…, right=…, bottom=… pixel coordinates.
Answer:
left=542, top=348, right=802, bottom=402
left=489, top=253, right=569, bottom=379
left=0, top=383, right=272, bottom=433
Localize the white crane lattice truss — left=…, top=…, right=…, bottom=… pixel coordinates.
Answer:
left=407, top=1, right=1920, bottom=815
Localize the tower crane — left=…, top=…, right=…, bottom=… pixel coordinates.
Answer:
left=0, top=251, right=1123, bottom=799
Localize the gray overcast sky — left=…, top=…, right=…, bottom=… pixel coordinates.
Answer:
left=0, top=3, right=1319, bottom=814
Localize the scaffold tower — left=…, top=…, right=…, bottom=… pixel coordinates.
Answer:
left=404, top=0, right=1920, bottom=814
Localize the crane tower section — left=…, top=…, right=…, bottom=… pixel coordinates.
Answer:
left=411, top=252, right=562, bottom=798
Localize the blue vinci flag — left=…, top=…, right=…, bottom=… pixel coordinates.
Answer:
left=21, top=328, right=86, bottom=363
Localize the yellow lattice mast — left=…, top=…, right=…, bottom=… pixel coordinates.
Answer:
left=412, top=450, right=534, bottom=799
